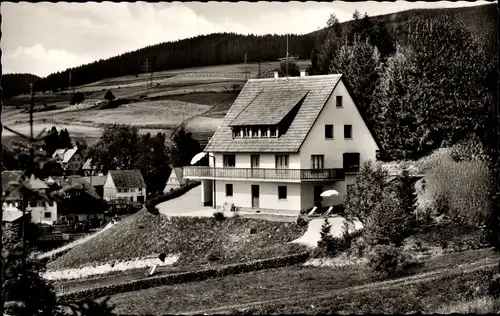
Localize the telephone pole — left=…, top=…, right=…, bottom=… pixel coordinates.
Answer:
left=258, top=60, right=261, bottom=79
left=68, top=71, right=72, bottom=101
left=286, top=34, right=289, bottom=77
left=244, top=53, right=248, bottom=81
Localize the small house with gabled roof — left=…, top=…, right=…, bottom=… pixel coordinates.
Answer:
left=163, top=167, right=187, bottom=194
left=103, top=170, right=147, bottom=204
left=183, top=73, right=383, bottom=214
left=2, top=171, right=58, bottom=225
left=52, top=146, right=84, bottom=174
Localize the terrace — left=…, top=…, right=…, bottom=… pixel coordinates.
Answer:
left=183, top=166, right=345, bottom=182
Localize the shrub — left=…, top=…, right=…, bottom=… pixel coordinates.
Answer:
left=104, top=90, right=116, bottom=101
left=69, top=92, right=84, bottom=105
left=213, top=211, right=225, bottom=221
left=317, top=218, right=349, bottom=257
left=420, top=149, right=490, bottom=227
left=345, top=161, right=390, bottom=223
left=368, top=244, right=410, bottom=278
left=363, top=189, right=407, bottom=247
left=295, top=215, right=308, bottom=227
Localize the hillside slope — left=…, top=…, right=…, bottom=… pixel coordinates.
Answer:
left=48, top=209, right=306, bottom=270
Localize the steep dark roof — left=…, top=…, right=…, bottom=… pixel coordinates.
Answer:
left=205, top=74, right=383, bottom=153
left=229, top=90, right=308, bottom=126
left=108, top=170, right=146, bottom=188
left=65, top=176, right=102, bottom=200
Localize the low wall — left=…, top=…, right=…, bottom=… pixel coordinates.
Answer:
left=57, top=251, right=310, bottom=303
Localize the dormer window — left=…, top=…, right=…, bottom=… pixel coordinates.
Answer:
left=243, top=127, right=250, bottom=137
left=261, top=127, right=268, bottom=137
left=252, top=127, right=259, bottom=137
left=270, top=128, right=277, bottom=137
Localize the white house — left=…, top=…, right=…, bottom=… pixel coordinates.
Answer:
left=103, top=170, right=147, bottom=203
left=163, top=167, right=187, bottom=194
left=52, top=147, right=84, bottom=174
left=183, top=73, right=383, bottom=215
left=2, top=171, right=58, bottom=225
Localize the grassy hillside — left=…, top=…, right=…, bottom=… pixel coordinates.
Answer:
left=48, top=208, right=307, bottom=270
left=2, top=60, right=311, bottom=147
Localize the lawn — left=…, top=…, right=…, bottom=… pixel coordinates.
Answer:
left=48, top=208, right=307, bottom=271
left=104, top=247, right=498, bottom=315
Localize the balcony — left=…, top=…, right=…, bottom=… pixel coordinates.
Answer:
left=183, top=166, right=345, bottom=182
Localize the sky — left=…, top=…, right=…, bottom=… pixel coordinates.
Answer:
left=1, top=1, right=493, bottom=77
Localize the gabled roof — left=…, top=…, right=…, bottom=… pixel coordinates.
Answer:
left=108, top=170, right=146, bottom=188
left=52, top=147, right=79, bottom=163
left=82, top=175, right=106, bottom=186
left=229, top=90, right=308, bottom=126
left=82, top=159, right=93, bottom=170
left=64, top=176, right=102, bottom=200
left=2, top=171, right=48, bottom=199
left=205, top=74, right=382, bottom=153
left=168, top=167, right=186, bottom=185
left=2, top=209, right=24, bottom=223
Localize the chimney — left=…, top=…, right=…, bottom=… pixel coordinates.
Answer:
left=300, top=69, right=308, bottom=77
left=274, top=71, right=279, bottom=79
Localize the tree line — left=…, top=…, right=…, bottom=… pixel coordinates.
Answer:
left=307, top=10, right=497, bottom=161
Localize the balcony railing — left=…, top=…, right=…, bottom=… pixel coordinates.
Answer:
left=183, top=166, right=345, bottom=182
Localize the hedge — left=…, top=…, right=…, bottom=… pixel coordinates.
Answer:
left=145, top=181, right=201, bottom=213
left=57, top=251, right=310, bottom=303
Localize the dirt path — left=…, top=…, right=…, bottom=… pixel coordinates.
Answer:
left=180, top=257, right=499, bottom=315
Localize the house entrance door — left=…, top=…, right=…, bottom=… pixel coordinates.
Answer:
left=251, top=185, right=260, bottom=208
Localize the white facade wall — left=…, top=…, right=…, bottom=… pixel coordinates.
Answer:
left=215, top=180, right=301, bottom=211
left=103, top=173, right=146, bottom=202
left=210, top=153, right=300, bottom=169
left=299, top=79, right=379, bottom=169
left=28, top=202, right=58, bottom=225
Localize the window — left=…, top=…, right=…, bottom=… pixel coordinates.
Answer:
left=223, top=154, right=236, bottom=167
left=278, top=186, right=287, bottom=200
left=311, top=155, right=324, bottom=169
left=44, top=212, right=52, bottom=219
left=325, top=124, right=334, bottom=139
left=252, top=127, right=259, bottom=137
left=233, top=127, right=241, bottom=138
left=336, top=95, right=343, bottom=107
left=275, top=155, right=289, bottom=169
left=225, top=184, right=233, bottom=197
left=343, top=152, right=360, bottom=173
left=270, top=127, right=277, bottom=137
left=242, top=127, right=250, bottom=137
left=251, top=155, right=260, bottom=168
left=344, top=125, right=353, bottom=139
left=261, top=127, right=268, bottom=137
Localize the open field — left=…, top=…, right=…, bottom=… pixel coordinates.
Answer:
left=48, top=208, right=307, bottom=271
left=103, top=248, right=498, bottom=315
left=2, top=60, right=301, bottom=145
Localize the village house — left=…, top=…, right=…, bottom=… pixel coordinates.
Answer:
left=52, top=146, right=84, bottom=174
left=163, top=167, right=188, bottom=194
left=82, top=175, right=107, bottom=198
left=52, top=176, right=107, bottom=226
left=103, top=170, right=147, bottom=203
left=2, top=171, right=58, bottom=224
left=184, top=72, right=383, bottom=214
